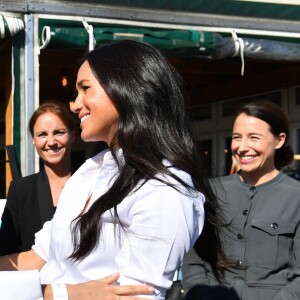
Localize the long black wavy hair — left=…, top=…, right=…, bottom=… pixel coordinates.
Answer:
left=70, top=40, right=227, bottom=280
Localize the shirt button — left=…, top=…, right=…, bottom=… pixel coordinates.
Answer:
left=243, top=210, right=249, bottom=215
left=236, top=260, right=243, bottom=267
left=237, top=233, right=244, bottom=239
left=271, top=223, right=278, bottom=229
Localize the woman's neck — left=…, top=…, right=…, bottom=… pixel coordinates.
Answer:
left=239, top=168, right=280, bottom=186
left=44, top=160, right=72, bottom=207
left=43, top=158, right=72, bottom=178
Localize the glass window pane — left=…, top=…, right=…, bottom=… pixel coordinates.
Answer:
left=295, top=87, right=300, bottom=106
left=191, top=104, right=212, bottom=121
left=197, top=139, right=212, bottom=175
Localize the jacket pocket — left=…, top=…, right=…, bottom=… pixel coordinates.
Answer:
left=248, top=218, right=296, bottom=268
left=220, top=216, right=244, bottom=260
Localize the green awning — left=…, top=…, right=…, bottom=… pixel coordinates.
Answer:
left=38, top=14, right=300, bottom=62
left=39, top=20, right=215, bottom=52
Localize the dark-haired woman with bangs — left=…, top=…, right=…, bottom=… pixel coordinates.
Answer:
left=183, top=100, right=300, bottom=300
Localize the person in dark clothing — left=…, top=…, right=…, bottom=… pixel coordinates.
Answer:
left=182, top=100, right=300, bottom=300
left=0, top=101, right=76, bottom=254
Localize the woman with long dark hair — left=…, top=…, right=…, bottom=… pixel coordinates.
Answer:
left=0, top=40, right=226, bottom=300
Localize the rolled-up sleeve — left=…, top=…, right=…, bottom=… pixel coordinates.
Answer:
left=32, top=220, right=52, bottom=262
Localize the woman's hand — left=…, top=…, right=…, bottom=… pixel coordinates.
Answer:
left=44, top=273, right=155, bottom=300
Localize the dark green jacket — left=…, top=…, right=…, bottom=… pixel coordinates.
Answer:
left=183, top=172, right=300, bottom=300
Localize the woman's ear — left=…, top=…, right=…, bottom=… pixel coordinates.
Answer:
left=275, top=133, right=286, bottom=149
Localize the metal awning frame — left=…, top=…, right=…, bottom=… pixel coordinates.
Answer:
left=34, top=11, right=300, bottom=41
left=1, top=1, right=300, bottom=37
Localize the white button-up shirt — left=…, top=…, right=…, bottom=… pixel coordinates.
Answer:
left=33, top=149, right=205, bottom=299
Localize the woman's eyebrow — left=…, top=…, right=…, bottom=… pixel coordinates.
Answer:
left=76, top=79, right=91, bottom=88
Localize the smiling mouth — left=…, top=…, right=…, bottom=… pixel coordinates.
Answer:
left=45, top=148, right=62, bottom=153
left=238, top=155, right=257, bottom=161
left=81, top=114, right=90, bottom=122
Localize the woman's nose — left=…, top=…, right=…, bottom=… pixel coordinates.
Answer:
left=70, top=96, right=82, bottom=113
left=238, top=138, right=250, bottom=151
left=47, top=135, right=57, bottom=145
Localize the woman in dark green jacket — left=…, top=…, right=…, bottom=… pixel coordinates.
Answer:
left=182, top=100, right=300, bottom=300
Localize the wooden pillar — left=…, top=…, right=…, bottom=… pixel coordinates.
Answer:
left=5, top=39, right=12, bottom=197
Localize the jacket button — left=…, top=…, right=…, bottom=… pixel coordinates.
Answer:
left=236, top=260, right=245, bottom=268
left=237, top=233, right=244, bottom=239
left=243, top=210, right=249, bottom=215
left=271, top=223, right=278, bottom=229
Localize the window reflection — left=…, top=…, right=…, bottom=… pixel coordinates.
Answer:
left=197, top=139, right=213, bottom=175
